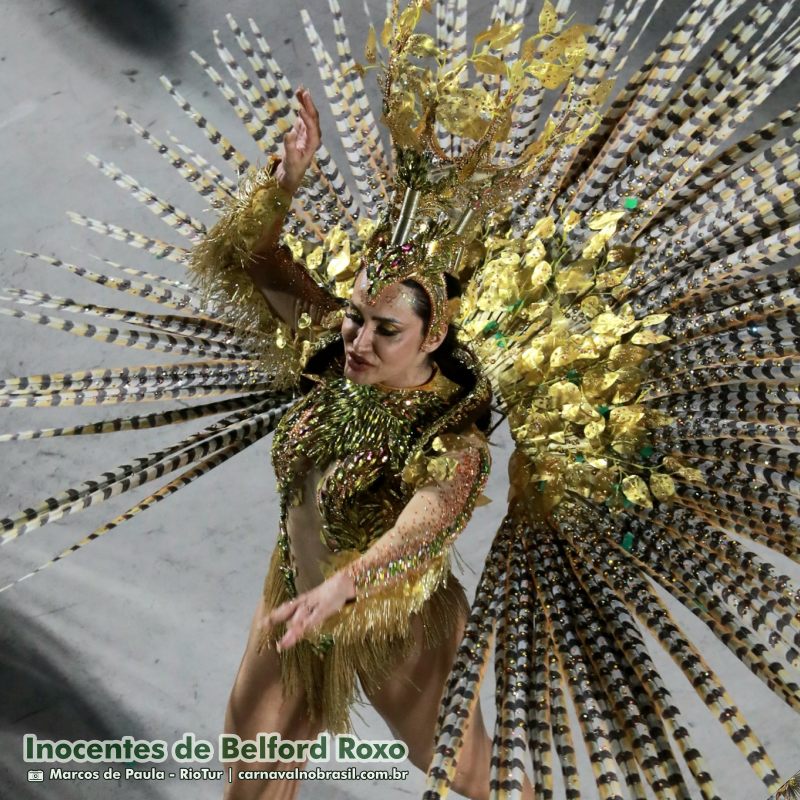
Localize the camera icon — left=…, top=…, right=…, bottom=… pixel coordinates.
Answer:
left=28, top=770, right=45, bottom=782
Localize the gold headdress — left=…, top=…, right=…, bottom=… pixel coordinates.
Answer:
left=360, top=187, right=476, bottom=341
left=357, top=0, right=598, bottom=343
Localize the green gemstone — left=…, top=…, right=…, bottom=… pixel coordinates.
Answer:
left=622, top=532, right=635, bottom=551
left=597, top=404, right=610, bottom=417
left=566, top=368, right=581, bottom=383
left=538, top=480, right=547, bottom=493
left=575, top=454, right=585, bottom=463
left=624, top=197, right=639, bottom=210
left=639, top=445, right=654, bottom=459
left=483, top=320, right=499, bottom=333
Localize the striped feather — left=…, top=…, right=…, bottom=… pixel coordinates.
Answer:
left=66, top=212, right=193, bottom=264
left=0, top=428, right=268, bottom=594
left=1, top=396, right=292, bottom=544
left=16, top=251, right=201, bottom=312
left=0, top=395, right=274, bottom=442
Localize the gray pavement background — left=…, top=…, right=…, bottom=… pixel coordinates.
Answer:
left=0, top=1, right=798, bottom=798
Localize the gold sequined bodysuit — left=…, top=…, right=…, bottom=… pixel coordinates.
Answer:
left=259, top=336, right=492, bottom=731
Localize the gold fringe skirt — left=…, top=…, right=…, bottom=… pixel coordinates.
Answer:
left=256, top=546, right=470, bottom=733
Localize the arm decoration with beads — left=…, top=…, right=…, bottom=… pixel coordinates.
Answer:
left=188, top=157, right=343, bottom=357
left=344, top=431, right=491, bottom=600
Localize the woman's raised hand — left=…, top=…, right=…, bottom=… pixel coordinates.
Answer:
left=275, top=87, right=322, bottom=196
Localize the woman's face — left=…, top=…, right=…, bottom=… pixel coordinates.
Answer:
left=341, top=269, right=444, bottom=387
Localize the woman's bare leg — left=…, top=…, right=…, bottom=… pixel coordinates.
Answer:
left=362, top=587, right=535, bottom=800
left=223, top=595, right=322, bottom=800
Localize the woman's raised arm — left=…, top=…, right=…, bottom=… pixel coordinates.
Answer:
left=189, top=88, right=342, bottom=337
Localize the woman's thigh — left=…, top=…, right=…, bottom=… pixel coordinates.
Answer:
left=223, top=594, right=320, bottom=800
left=360, top=584, right=493, bottom=797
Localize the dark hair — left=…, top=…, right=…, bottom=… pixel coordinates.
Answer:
left=403, top=274, right=492, bottom=433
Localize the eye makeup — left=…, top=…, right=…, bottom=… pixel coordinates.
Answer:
left=345, top=303, right=402, bottom=336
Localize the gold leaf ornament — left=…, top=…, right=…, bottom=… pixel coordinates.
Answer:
left=356, top=217, right=378, bottom=243
left=608, top=342, right=650, bottom=367
left=522, top=300, right=551, bottom=323
left=527, top=60, right=575, bottom=89
left=282, top=232, right=305, bottom=260
left=588, top=210, right=626, bottom=230
left=611, top=367, right=644, bottom=404
left=532, top=217, right=556, bottom=239
left=397, top=3, right=422, bottom=39
left=591, top=310, right=638, bottom=337
left=582, top=366, right=620, bottom=399
left=609, top=405, right=645, bottom=434
left=381, top=17, right=393, bottom=48
left=584, top=416, right=606, bottom=439
left=428, top=455, right=458, bottom=482
left=589, top=78, right=615, bottom=106
left=488, top=22, right=525, bottom=49
left=562, top=209, right=582, bottom=233
left=520, top=35, right=539, bottom=63
left=365, top=24, right=377, bottom=63
left=306, top=245, right=324, bottom=271
left=555, top=262, right=594, bottom=295
left=663, top=456, right=705, bottom=482
left=581, top=230, right=612, bottom=259
left=522, top=237, right=547, bottom=263
left=561, top=400, right=599, bottom=425
left=324, top=226, right=353, bottom=280
left=580, top=295, right=605, bottom=318
left=547, top=380, right=582, bottom=405
left=650, top=472, right=676, bottom=501
left=606, top=245, right=639, bottom=264
left=475, top=20, right=525, bottom=50
left=472, top=52, right=508, bottom=76
left=630, top=329, right=671, bottom=345
left=595, top=265, right=630, bottom=289
left=437, top=57, right=468, bottom=90
left=621, top=475, right=653, bottom=509
left=520, top=119, right=556, bottom=168
left=528, top=260, right=553, bottom=298
left=538, top=0, right=558, bottom=36
left=640, top=313, right=670, bottom=327
left=541, top=24, right=590, bottom=61
left=437, top=86, right=493, bottom=140
left=520, top=342, right=547, bottom=373
left=406, top=33, right=439, bottom=58
left=550, top=340, right=584, bottom=368
left=506, top=59, right=530, bottom=92
left=385, top=90, right=422, bottom=148
left=474, top=20, right=503, bottom=46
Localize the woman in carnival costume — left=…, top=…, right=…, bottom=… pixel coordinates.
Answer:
left=215, top=87, right=507, bottom=799
left=2, top=0, right=800, bottom=799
